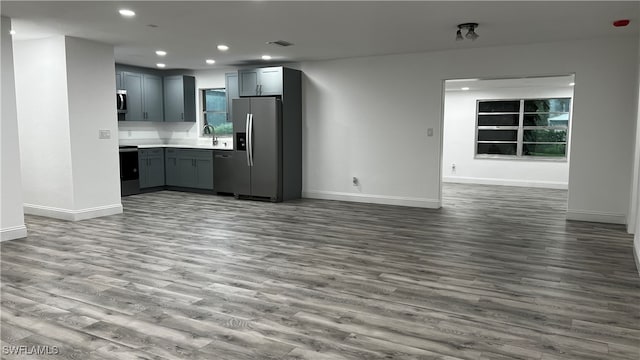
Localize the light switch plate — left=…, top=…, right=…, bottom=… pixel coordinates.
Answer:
left=98, top=130, right=111, bottom=139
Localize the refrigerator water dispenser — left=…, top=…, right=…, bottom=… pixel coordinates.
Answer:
left=236, top=132, right=247, bottom=151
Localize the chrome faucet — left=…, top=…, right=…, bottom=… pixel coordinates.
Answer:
left=202, top=124, right=218, bottom=145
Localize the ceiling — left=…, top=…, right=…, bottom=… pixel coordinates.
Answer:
left=2, top=1, right=638, bottom=70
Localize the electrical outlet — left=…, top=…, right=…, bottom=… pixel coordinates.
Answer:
left=452, top=163, right=456, bottom=173
left=352, top=177, right=359, bottom=186
left=427, top=128, right=434, bottom=137
left=98, top=130, right=111, bottom=139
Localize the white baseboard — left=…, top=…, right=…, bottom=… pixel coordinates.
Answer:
left=302, top=190, right=440, bottom=208
left=23, top=203, right=123, bottom=221
left=566, top=209, right=627, bottom=225
left=0, top=225, right=27, bottom=242
left=443, top=176, right=568, bottom=190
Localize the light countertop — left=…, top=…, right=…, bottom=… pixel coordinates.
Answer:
left=119, top=140, right=234, bottom=151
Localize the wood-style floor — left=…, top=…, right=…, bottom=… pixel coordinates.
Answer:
left=1, top=184, right=639, bottom=359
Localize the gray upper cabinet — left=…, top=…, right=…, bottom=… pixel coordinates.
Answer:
left=115, top=71, right=123, bottom=90
left=238, top=70, right=258, bottom=97
left=225, top=72, right=239, bottom=122
left=121, top=71, right=164, bottom=121
left=123, top=72, right=144, bottom=121
left=257, top=67, right=283, bottom=95
left=238, top=67, right=283, bottom=96
left=164, top=75, right=196, bottom=122
left=143, top=74, right=164, bottom=121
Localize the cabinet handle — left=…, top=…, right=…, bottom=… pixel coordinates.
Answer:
left=181, top=113, right=184, bottom=120
left=259, top=84, right=262, bottom=94
left=256, top=84, right=259, bottom=94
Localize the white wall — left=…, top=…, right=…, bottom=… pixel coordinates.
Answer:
left=302, top=57, right=438, bottom=207
left=65, top=37, right=121, bottom=214
left=1, top=16, right=26, bottom=241
left=300, top=36, right=638, bottom=223
left=117, top=119, right=197, bottom=144
left=14, top=36, right=75, bottom=212
left=442, top=86, right=573, bottom=189
left=14, top=36, right=122, bottom=220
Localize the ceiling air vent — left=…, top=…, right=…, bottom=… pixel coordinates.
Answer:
left=266, top=40, right=294, bottom=47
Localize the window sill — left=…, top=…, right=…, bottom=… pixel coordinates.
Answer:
left=474, top=155, right=568, bottom=162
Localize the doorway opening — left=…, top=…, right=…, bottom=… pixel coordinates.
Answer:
left=440, top=75, right=575, bottom=210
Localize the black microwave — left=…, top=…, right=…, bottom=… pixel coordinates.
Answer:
left=116, top=90, right=127, bottom=114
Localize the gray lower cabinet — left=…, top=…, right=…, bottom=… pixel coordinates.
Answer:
left=164, top=75, right=196, bottom=122
left=165, top=149, right=179, bottom=186
left=213, top=150, right=234, bottom=193
left=138, top=148, right=165, bottom=188
left=165, top=148, right=213, bottom=190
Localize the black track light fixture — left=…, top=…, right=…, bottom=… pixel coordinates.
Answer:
left=456, top=23, right=479, bottom=41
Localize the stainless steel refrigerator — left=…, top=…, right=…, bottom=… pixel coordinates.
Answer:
left=232, top=97, right=301, bottom=201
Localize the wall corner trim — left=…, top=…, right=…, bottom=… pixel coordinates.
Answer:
left=302, top=190, right=441, bottom=209
left=0, top=225, right=27, bottom=242
left=23, top=203, right=123, bottom=221
left=566, top=209, right=627, bottom=225
left=634, top=238, right=640, bottom=278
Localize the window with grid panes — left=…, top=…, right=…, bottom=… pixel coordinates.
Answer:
left=476, top=98, right=570, bottom=159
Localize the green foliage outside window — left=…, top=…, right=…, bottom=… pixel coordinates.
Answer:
left=203, top=89, right=232, bottom=136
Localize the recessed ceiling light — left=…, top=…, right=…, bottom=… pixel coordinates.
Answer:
left=9, top=29, right=16, bottom=35
left=206, top=59, right=216, bottom=65
left=156, top=63, right=166, bottom=68
left=569, top=82, right=575, bottom=86
left=155, top=50, right=167, bottom=56
left=119, top=9, right=136, bottom=17
left=261, top=55, right=272, bottom=60
left=461, top=87, right=470, bottom=91
left=217, top=44, right=229, bottom=51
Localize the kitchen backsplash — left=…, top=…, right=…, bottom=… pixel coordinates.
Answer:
left=118, top=121, right=198, bottom=143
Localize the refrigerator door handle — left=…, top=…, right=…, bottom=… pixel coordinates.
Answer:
left=249, top=113, right=254, bottom=167
left=245, top=113, right=251, bottom=166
